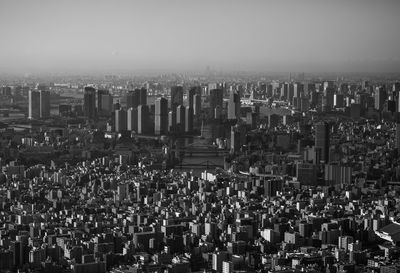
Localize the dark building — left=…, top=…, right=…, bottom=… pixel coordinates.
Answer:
left=315, top=122, right=330, bottom=164
left=176, top=105, right=186, bottom=133
left=115, top=109, right=127, bottom=132
left=209, top=89, right=223, bottom=117
left=127, top=107, right=138, bottom=132
left=138, top=105, right=150, bottom=134
left=193, top=94, right=202, bottom=116
left=84, top=86, right=97, bottom=120
left=170, top=86, right=184, bottom=111
left=185, top=106, right=193, bottom=133
left=155, top=97, right=168, bottom=135
left=228, top=91, right=240, bottom=120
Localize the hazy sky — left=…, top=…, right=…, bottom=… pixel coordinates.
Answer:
left=0, top=0, right=399, bottom=74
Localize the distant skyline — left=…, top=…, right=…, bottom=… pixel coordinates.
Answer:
left=0, top=0, right=400, bottom=74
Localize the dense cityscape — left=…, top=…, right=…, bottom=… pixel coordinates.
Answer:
left=1, top=0, right=400, bottom=272
left=0, top=72, right=400, bottom=273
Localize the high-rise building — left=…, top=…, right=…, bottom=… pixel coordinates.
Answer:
left=176, top=105, right=186, bottom=133
left=115, top=109, right=127, bottom=132
left=137, top=105, right=150, bottom=134
left=315, top=122, right=330, bottom=163
left=323, top=87, right=335, bottom=111
left=28, top=90, right=40, bottom=119
left=96, top=90, right=109, bottom=113
left=127, top=107, right=138, bottom=132
left=227, top=91, right=240, bottom=120
left=39, top=90, right=50, bottom=118
left=168, top=110, right=176, bottom=133
left=100, top=94, right=113, bottom=116
left=296, top=163, right=318, bottom=185
left=396, top=122, right=400, bottom=155
left=193, top=94, right=201, bottom=116
left=209, top=89, right=223, bottom=116
left=139, top=87, right=147, bottom=106
left=375, top=86, right=386, bottom=111
left=126, top=89, right=140, bottom=109
left=170, top=86, right=184, bottom=110
left=155, top=97, right=168, bottom=135
left=84, top=86, right=97, bottom=120
left=188, top=86, right=200, bottom=108
left=185, top=106, right=193, bottom=133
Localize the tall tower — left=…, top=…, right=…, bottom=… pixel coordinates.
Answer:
left=374, top=86, right=386, bottom=111
left=315, top=122, right=330, bottom=164
left=39, top=90, right=50, bottom=118
left=115, top=109, right=127, bottom=132
left=170, top=86, right=184, bottom=111
left=127, top=107, right=138, bottom=132
left=396, top=121, right=400, bottom=155
left=155, top=97, right=168, bottom=135
left=84, top=86, right=96, bottom=120
left=193, top=94, right=202, bottom=116
left=139, top=87, right=147, bottom=106
left=137, top=105, right=150, bottom=134
left=227, top=90, right=240, bottom=120
left=209, top=89, right=223, bottom=117
left=28, top=90, right=40, bottom=119
left=185, top=106, right=193, bottom=133
left=126, top=89, right=140, bottom=109
left=176, top=105, right=186, bottom=133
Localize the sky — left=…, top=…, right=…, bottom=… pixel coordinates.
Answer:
left=0, top=0, right=399, bottom=74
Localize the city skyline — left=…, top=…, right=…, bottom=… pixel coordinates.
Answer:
left=1, top=0, right=400, bottom=74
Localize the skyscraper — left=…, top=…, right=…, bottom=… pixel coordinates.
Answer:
left=170, top=86, right=184, bottom=110
left=39, top=90, right=50, bottom=118
left=127, top=107, right=138, bottom=132
left=96, top=89, right=109, bottom=113
left=138, top=105, right=150, bottom=134
left=100, top=93, right=113, bottom=116
left=115, top=109, right=127, bottom=132
left=374, top=86, right=386, bottom=111
left=126, top=89, right=140, bottom=109
left=227, top=91, right=240, bottom=120
left=139, top=87, right=147, bottom=106
left=209, top=89, right=223, bottom=116
left=193, top=94, right=201, bottom=116
left=155, top=97, right=168, bottom=135
left=28, top=90, right=40, bottom=119
left=185, top=106, right=193, bottom=133
left=176, top=105, right=186, bottom=133
left=84, top=86, right=96, bottom=120
left=396, top=122, right=400, bottom=155
left=315, top=122, right=330, bottom=163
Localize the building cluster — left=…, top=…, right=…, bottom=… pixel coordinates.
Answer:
left=0, top=76, right=399, bottom=272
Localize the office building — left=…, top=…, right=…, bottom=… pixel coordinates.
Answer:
left=96, top=90, right=108, bottom=113
left=168, top=111, right=176, bottom=133
left=28, top=90, right=40, bottom=119
left=315, top=122, right=330, bottom=163
left=296, top=163, right=318, bottom=185
left=84, top=86, right=97, bottom=120
left=176, top=105, right=185, bottom=133
left=170, top=86, right=184, bottom=110
left=209, top=89, right=223, bottom=116
left=115, top=109, right=127, bottom=132
left=375, top=86, right=386, bottom=111
left=193, top=94, right=201, bottom=116
left=138, top=105, right=150, bottom=134
left=100, top=93, right=113, bottom=116
left=127, top=107, right=138, bottom=132
left=185, top=106, right=193, bottom=133
left=188, top=86, right=200, bottom=108
left=127, top=89, right=140, bottom=109
left=264, top=179, right=283, bottom=197
left=155, top=98, right=168, bottom=135
left=324, top=164, right=352, bottom=185
left=39, top=90, right=50, bottom=118
left=227, top=90, right=240, bottom=120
